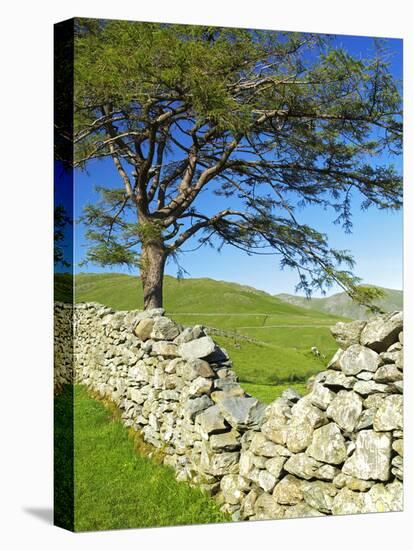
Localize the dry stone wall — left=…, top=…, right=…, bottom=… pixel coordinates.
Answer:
left=54, top=303, right=403, bottom=520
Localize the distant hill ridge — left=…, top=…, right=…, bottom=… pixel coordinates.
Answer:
left=54, top=272, right=343, bottom=321
left=276, top=286, right=402, bottom=320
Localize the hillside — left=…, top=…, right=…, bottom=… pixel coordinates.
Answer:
left=276, top=286, right=403, bottom=320
left=55, top=272, right=347, bottom=403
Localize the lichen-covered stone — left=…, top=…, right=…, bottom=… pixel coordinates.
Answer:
left=342, top=430, right=391, bottom=481
left=360, top=311, right=403, bottom=352
left=326, top=390, right=363, bottom=432
left=339, top=344, right=382, bottom=375
left=218, top=396, right=267, bottom=431
left=330, top=320, right=366, bottom=349
left=306, top=423, right=347, bottom=465
left=373, top=395, right=403, bottom=431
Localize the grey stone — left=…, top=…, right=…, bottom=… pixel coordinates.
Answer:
left=340, top=344, right=382, bottom=375
left=326, top=390, right=363, bottom=432
left=327, top=348, right=344, bottom=370
left=200, top=449, right=240, bottom=476
left=188, top=376, right=213, bottom=396
left=220, top=474, right=248, bottom=505
left=355, top=408, right=375, bottom=431
left=273, top=475, right=304, bottom=505
left=184, top=395, right=213, bottom=419
left=374, top=364, right=403, bottom=383
left=209, top=431, right=241, bottom=452
left=284, top=453, right=322, bottom=480
left=179, top=336, right=216, bottom=360
left=265, top=456, right=287, bottom=479
left=330, top=320, right=366, bottom=349
left=373, top=395, right=403, bottom=431
left=258, top=469, right=277, bottom=492
left=306, top=423, right=347, bottom=465
left=360, top=311, right=403, bottom=352
left=302, top=481, right=338, bottom=513
left=363, top=481, right=403, bottom=513
left=331, top=488, right=365, bottom=515
left=150, top=317, right=180, bottom=341
left=151, top=341, right=179, bottom=357
left=196, top=405, right=228, bottom=436
left=218, top=396, right=267, bottom=431
left=323, top=371, right=356, bottom=390
left=249, top=432, right=291, bottom=457
left=177, top=358, right=215, bottom=381
left=309, top=383, right=334, bottom=410
left=342, top=430, right=392, bottom=481
left=353, top=380, right=389, bottom=396
left=281, top=387, right=302, bottom=402
left=254, top=493, right=285, bottom=519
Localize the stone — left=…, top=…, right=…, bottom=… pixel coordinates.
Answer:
left=360, top=311, right=403, bottom=352
left=284, top=453, right=322, bottom=480
left=327, top=348, right=344, bottom=370
left=355, top=409, right=375, bottom=431
left=239, top=451, right=255, bottom=478
left=174, top=325, right=204, bottom=345
left=281, top=387, right=302, bottom=402
left=273, top=475, right=304, bottom=505
left=323, top=371, right=356, bottom=390
left=184, top=395, right=213, bottom=419
left=363, top=481, right=403, bottom=513
left=339, top=344, right=382, bottom=375
left=179, top=336, right=216, bottom=360
left=309, top=383, right=334, bottom=410
left=342, top=430, right=392, bottom=481
left=265, top=456, right=287, bottom=479
left=209, top=431, right=241, bottom=452
left=353, top=380, right=389, bottom=396
left=286, top=398, right=327, bottom=452
left=218, top=397, right=267, bottom=431
left=307, top=423, right=347, bottom=465
left=188, top=376, right=213, bottom=396
left=249, top=432, right=291, bottom=457
left=315, top=464, right=339, bottom=481
left=374, top=364, right=403, bottom=383
left=380, top=350, right=402, bottom=364
left=363, top=393, right=386, bottom=409
left=210, top=387, right=245, bottom=402
left=356, top=371, right=373, bottom=380
left=326, top=390, right=363, bottom=432
left=150, top=317, right=180, bottom=341
left=242, top=489, right=259, bottom=517
left=196, top=405, right=228, bottom=436
left=283, top=502, right=324, bottom=519
left=220, top=474, right=247, bottom=505
left=330, top=320, right=366, bottom=349
left=392, top=439, right=403, bottom=456
left=200, top=449, right=239, bottom=476
left=151, top=341, right=179, bottom=357
left=331, top=488, right=365, bottom=515
left=258, top=470, right=277, bottom=492
left=178, top=358, right=215, bottom=381
left=133, top=318, right=154, bottom=341
left=254, top=493, right=284, bottom=519
left=373, top=395, right=403, bottom=431
left=302, top=481, right=338, bottom=513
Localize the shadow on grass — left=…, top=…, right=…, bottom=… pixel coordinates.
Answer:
left=54, top=385, right=74, bottom=531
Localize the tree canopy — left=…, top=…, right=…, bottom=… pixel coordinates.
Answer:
left=72, top=19, right=402, bottom=309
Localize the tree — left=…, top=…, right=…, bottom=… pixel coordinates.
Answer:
left=73, top=20, right=402, bottom=309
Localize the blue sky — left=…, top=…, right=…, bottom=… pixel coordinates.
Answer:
left=65, top=32, right=403, bottom=297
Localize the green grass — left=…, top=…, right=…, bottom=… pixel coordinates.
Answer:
left=55, top=385, right=227, bottom=531
left=55, top=272, right=346, bottom=404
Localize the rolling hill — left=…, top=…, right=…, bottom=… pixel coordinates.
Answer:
left=55, top=272, right=348, bottom=403
left=276, top=286, right=403, bottom=320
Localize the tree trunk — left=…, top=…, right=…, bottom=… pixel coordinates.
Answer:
left=140, top=241, right=167, bottom=310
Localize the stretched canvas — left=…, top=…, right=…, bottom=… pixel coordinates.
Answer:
left=54, top=17, right=403, bottom=532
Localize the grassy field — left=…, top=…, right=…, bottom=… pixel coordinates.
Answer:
left=56, top=272, right=347, bottom=403
left=55, top=385, right=227, bottom=531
